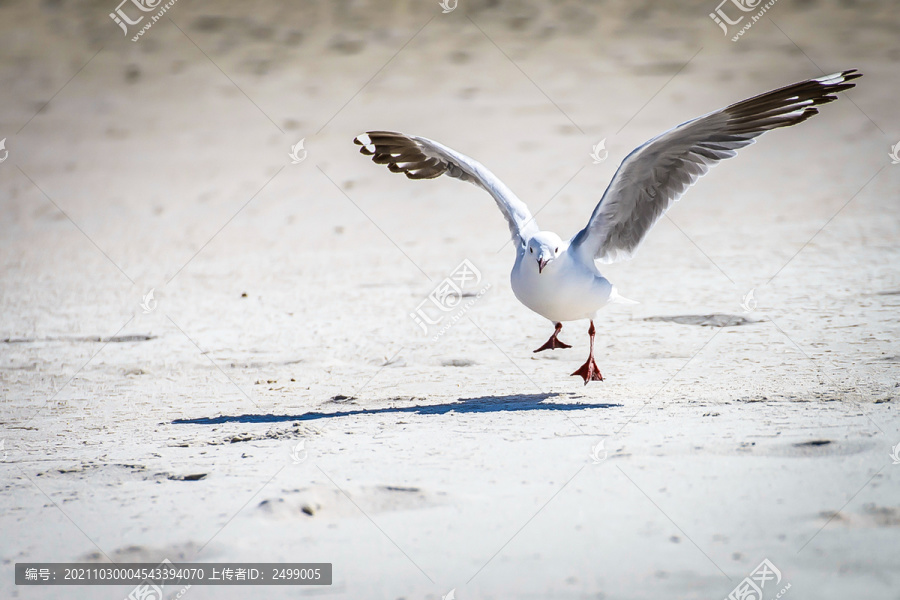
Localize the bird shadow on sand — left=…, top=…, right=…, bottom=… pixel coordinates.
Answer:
left=172, top=393, right=621, bottom=425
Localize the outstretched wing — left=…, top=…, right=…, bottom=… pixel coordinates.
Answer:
left=570, top=69, right=861, bottom=263
left=354, top=131, right=539, bottom=244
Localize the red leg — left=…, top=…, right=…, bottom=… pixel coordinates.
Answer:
left=571, top=320, right=603, bottom=384
left=533, top=322, right=572, bottom=353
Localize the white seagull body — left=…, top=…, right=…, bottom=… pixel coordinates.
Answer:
left=510, top=239, right=613, bottom=323
left=354, top=70, right=861, bottom=383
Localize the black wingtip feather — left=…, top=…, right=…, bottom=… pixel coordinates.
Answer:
left=721, top=69, right=861, bottom=134
left=351, top=131, right=459, bottom=182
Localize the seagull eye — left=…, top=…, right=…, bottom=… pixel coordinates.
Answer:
left=555, top=247, right=559, bottom=253
left=529, top=247, right=533, bottom=253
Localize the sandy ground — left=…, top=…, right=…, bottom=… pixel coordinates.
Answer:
left=1, top=0, right=899, bottom=598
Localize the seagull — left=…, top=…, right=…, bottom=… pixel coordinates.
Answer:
left=353, top=70, right=861, bottom=384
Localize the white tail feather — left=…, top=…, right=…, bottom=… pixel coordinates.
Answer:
left=609, top=287, right=639, bottom=305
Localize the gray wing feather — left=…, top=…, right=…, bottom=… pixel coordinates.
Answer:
left=570, top=69, right=861, bottom=263
left=354, top=131, right=539, bottom=244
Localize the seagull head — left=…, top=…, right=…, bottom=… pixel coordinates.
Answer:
left=526, top=232, right=563, bottom=274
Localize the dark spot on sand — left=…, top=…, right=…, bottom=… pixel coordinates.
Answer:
left=442, top=359, right=475, bottom=367
left=192, top=15, right=229, bottom=32
left=3, top=334, right=155, bottom=343
left=284, top=30, right=303, bottom=46
left=107, top=335, right=155, bottom=343
left=329, top=35, right=364, bottom=55
left=169, top=473, right=207, bottom=481
left=449, top=50, right=471, bottom=64
left=794, top=440, right=832, bottom=447
left=644, top=314, right=760, bottom=327
left=124, top=64, right=140, bottom=83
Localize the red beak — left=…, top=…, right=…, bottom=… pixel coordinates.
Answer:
left=538, top=258, right=549, bottom=273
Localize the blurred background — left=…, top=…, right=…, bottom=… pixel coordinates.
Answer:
left=1, top=1, right=898, bottom=599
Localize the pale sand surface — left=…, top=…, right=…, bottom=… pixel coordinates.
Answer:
left=1, top=1, right=899, bottom=598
